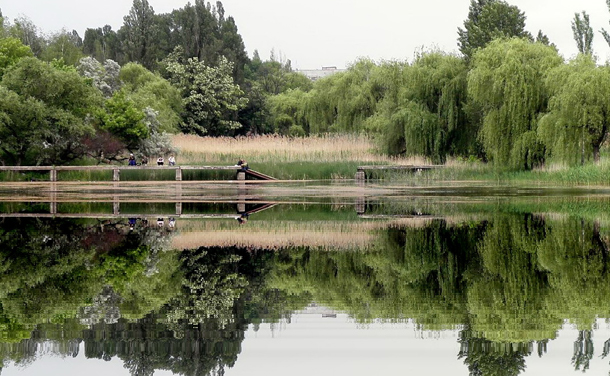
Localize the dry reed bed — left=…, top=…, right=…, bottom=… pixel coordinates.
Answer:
left=172, top=134, right=429, bottom=164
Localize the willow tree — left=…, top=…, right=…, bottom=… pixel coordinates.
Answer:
left=304, top=59, right=381, bottom=134
left=538, top=55, right=610, bottom=165
left=381, top=52, right=469, bottom=163
left=468, top=38, right=562, bottom=170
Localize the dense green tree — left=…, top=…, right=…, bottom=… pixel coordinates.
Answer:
left=538, top=55, right=610, bottom=164
left=0, top=57, right=101, bottom=165
left=457, top=0, right=531, bottom=60
left=468, top=38, right=562, bottom=170
left=95, top=90, right=148, bottom=151
left=571, top=11, right=594, bottom=55
left=164, top=49, right=247, bottom=136
left=119, top=62, right=182, bottom=133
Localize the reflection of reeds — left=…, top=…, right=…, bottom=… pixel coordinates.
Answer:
left=171, top=219, right=433, bottom=250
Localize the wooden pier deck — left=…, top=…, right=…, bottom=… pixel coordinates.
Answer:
left=0, top=165, right=276, bottom=181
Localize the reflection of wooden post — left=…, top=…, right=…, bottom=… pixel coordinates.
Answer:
left=237, top=188, right=246, bottom=213
left=113, top=169, right=120, bottom=181
left=175, top=167, right=182, bottom=181
left=356, top=196, right=366, bottom=215
left=49, top=168, right=57, bottom=182
left=50, top=182, right=57, bottom=214
left=175, top=182, right=182, bottom=215
left=237, top=171, right=245, bottom=181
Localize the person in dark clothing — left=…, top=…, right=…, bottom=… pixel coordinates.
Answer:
left=128, top=154, right=136, bottom=166
left=237, top=159, right=249, bottom=171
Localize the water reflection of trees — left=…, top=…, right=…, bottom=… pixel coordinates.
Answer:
left=2, top=214, right=610, bottom=375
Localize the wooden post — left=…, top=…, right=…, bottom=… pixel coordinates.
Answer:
left=175, top=167, right=182, bottom=181
left=113, top=201, right=120, bottom=215
left=237, top=171, right=245, bottom=181
left=113, top=168, right=120, bottom=181
left=49, top=168, right=57, bottom=182
left=355, top=170, right=365, bottom=182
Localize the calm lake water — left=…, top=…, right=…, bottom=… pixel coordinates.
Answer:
left=2, top=182, right=610, bottom=375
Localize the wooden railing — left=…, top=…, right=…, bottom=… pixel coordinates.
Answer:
left=0, top=165, right=243, bottom=181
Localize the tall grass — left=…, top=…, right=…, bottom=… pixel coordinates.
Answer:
left=173, top=134, right=429, bottom=164
left=172, top=134, right=431, bottom=180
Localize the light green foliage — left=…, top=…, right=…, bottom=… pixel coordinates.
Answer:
left=95, top=90, right=148, bottom=150
left=120, top=62, right=182, bottom=133
left=0, top=37, right=32, bottom=77
left=538, top=55, right=610, bottom=165
left=571, top=11, right=594, bottom=55
left=457, top=0, right=532, bottom=60
left=392, top=52, right=470, bottom=162
left=266, top=89, right=309, bottom=134
left=0, top=57, right=100, bottom=165
left=164, top=49, right=248, bottom=136
left=468, top=38, right=562, bottom=170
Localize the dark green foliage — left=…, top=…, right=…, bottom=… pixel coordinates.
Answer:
left=457, top=0, right=532, bottom=60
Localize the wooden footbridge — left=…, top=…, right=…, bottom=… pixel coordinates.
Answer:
left=0, top=165, right=276, bottom=181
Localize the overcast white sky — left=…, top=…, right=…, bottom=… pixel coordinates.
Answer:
left=2, top=0, right=610, bottom=69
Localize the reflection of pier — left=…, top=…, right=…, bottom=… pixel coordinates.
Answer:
left=0, top=202, right=276, bottom=219
left=294, top=303, right=339, bottom=318
left=0, top=165, right=275, bottom=181
left=355, top=165, right=443, bottom=181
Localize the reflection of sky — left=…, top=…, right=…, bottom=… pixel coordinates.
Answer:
left=4, top=317, right=610, bottom=375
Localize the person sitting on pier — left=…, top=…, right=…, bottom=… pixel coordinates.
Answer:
left=236, top=159, right=249, bottom=171
left=128, top=153, right=136, bottom=166
left=157, top=156, right=164, bottom=166
left=168, top=155, right=176, bottom=166
left=141, top=156, right=148, bottom=166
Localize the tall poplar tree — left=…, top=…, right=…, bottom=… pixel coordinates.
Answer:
left=119, top=0, right=157, bottom=69
left=571, top=11, right=594, bottom=55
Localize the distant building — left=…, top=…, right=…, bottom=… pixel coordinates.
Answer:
left=297, top=66, right=346, bottom=81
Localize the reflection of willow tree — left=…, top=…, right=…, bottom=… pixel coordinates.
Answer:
left=267, top=220, right=484, bottom=328
left=536, top=218, right=610, bottom=371
left=467, top=214, right=560, bottom=342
